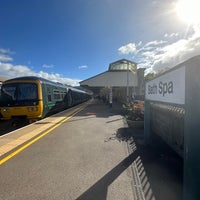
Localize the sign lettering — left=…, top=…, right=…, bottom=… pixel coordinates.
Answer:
left=145, top=67, right=185, bottom=104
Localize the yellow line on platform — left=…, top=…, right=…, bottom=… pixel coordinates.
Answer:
left=0, top=106, right=86, bottom=166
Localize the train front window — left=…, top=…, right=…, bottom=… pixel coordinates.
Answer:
left=1, top=84, right=16, bottom=101
left=18, top=83, right=38, bottom=100
left=1, top=83, right=38, bottom=101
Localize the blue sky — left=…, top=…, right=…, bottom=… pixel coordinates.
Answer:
left=0, top=0, right=200, bottom=85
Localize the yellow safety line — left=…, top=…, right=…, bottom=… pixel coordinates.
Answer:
left=0, top=105, right=87, bottom=166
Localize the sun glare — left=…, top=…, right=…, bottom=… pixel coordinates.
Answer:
left=176, top=0, right=200, bottom=24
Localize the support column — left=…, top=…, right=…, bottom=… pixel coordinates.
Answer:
left=109, top=87, right=112, bottom=107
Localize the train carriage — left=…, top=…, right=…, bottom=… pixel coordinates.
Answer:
left=0, top=76, right=90, bottom=123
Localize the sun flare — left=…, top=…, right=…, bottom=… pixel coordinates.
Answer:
left=176, top=0, right=200, bottom=24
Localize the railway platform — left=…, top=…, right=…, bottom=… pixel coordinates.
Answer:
left=0, top=101, right=90, bottom=160
left=0, top=99, right=182, bottom=200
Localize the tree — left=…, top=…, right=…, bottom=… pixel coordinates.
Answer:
left=145, top=73, right=155, bottom=80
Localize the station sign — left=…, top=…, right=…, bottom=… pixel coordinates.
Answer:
left=145, top=66, right=185, bottom=104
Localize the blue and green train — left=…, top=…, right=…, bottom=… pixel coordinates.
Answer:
left=0, top=76, right=91, bottom=123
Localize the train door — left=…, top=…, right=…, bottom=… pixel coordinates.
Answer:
left=67, top=89, right=73, bottom=107
left=41, top=83, right=52, bottom=117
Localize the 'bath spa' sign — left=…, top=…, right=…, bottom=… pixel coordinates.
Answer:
left=145, top=66, right=185, bottom=104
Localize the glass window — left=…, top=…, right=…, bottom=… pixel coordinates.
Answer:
left=1, top=83, right=38, bottom=101
left=47, top=87, right=52, bottom=102
left=53, top=90, right=61, bottom=100
left=18, top=83, right=37, bottom=100
left=2, top=84, right=16, bottom=100
left=109, top=60, right=137, bottom=71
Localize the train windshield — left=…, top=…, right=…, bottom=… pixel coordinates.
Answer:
left=0, top=83, right=38, bottom=103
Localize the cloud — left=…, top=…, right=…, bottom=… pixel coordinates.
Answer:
left=0, top=48, right=81, bottom=86
left=0, top=62, right=81, bottom=86
left=143, top=40, right=167, bottom=48
left=118, top=43, right=137, bottom=54
left=78, top=65, right=88, bottom=69
left=36, top=71, right=81, bottom=86
left=0, top=48, right=14, bottom=54
left=164, top=33, right=179, bottom=38
left=0, top=54, right=13, bottom=62
left=42, top=64, right=54, bottom=69
left=0, top=48, right=14, bottom=62
left=148, top=32, right=200, bottom=72
left=118, top=26, right=200, bottom=74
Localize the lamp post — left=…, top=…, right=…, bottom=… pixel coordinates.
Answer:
left=126, top=62, right=129, bottom=103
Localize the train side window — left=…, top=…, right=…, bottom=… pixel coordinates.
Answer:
left=53, top=90, right=61, bottom=100
left=61, top=91, right=66, bottom=99
left=47, top=87, right=52, bottom=102
left=48, top=94, right=52, bottom=102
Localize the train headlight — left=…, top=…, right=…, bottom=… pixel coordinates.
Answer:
left=2, top=108, right=9, bottom=112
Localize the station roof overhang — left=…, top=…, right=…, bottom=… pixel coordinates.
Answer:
left=80, top=70, right=138, bottom=88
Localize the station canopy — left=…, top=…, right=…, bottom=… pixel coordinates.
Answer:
left=80, top=59, right=138, bottom=88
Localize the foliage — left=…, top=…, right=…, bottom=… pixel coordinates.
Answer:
left=145, top=72, right=155, bottom=80
left=122, top=101, right=144, bottom=121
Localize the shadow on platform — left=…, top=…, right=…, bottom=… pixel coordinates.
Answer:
left=76, top=151, right=138, bottom=200
left=75, top=100, right=183, bottom=200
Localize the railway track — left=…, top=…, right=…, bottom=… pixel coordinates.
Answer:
left=0, top=119, right=29, bottom=136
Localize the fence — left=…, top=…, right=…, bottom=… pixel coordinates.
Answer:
left=144, top=55, right=200, bottom=200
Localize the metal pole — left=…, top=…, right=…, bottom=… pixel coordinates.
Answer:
left=109, top=86, right=112, bottom=107
left=127, top=62, right=129, bottom=103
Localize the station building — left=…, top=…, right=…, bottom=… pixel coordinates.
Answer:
left=80, top=59, right=145, bottom=103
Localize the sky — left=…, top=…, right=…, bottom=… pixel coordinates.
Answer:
left=0, top=0, right=200, bottom=86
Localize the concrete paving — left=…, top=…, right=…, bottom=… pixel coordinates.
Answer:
left=0, top=102, right=89, bottom=159
left=0, top=99, right=137, bottom=200
left=0, top=99, right=183, bottom=200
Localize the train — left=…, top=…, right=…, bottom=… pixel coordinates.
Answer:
left=0, top=76, right=91, bottom=123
